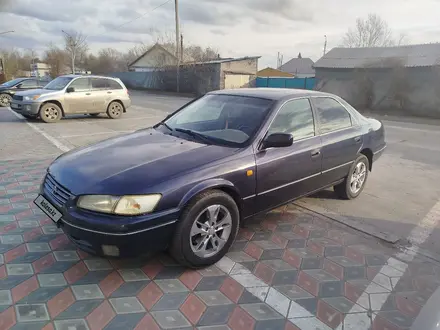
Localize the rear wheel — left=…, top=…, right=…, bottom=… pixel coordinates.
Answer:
left=169, top=190, right=240, bottom=268
left=0, top=94, right=11, bottom=107
left=39, top=103, right=62, bottom=123
left=334, top=154, right=369, bottom=200
left=107, top=101, right=123, bottom=119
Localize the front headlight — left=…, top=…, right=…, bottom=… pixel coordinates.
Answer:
left=77, top=194, right=161, bottom=216
left=24, top=95, right=41, bottom=101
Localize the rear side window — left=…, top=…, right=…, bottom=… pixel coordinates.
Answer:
left=314, top=97, right=352, bottom=134
left=91, top=78, right=109, bottom=90
left=108, top=79, right=123, bottom=90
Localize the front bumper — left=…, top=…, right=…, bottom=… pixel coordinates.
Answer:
left=10, top=100, right=41, bottom=115
left=41, top=189, right=178, bottom=258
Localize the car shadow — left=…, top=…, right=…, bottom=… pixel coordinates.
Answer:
left=307, top=189, right=341, bottom=200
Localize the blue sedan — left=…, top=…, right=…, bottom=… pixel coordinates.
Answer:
left=34, top=88, right=386, bottom=267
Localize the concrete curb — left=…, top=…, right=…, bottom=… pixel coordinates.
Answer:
left=294, top=199, right=401, bottom=244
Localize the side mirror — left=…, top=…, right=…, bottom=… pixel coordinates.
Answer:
left=14, top=84, right=21, bottom=89
left=262, top=133, right=293, bottom=149
left=66, top=87, right=75, bottom=93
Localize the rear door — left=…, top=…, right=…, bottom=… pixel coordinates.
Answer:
left=311, top=96, right=362, bottom=185
left=63, top=77, right=93, bottom=113
left=90, top=78, right=110, bottom=113
left=255, top=98, right=322, bottom=213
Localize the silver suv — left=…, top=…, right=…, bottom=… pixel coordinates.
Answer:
left=10, top=74, right=131, bottom=123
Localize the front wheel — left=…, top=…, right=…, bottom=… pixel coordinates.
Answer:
left=334, top=154, right=369, bottom=200
left=169, top=190, right=240, bottom=268
left=39, top=103, right=62, bottom=123
left=0, top=93, right=12, bottom=107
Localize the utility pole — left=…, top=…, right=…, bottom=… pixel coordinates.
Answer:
left=180, top=33, right=183, bottom=62
left=323, top=35, right=328, bottom=56
left=174, top=0, right=180, bottom=93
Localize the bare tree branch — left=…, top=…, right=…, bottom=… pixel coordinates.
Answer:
left=63, top=31, right=88, bottom=73
left=342, top=14, right=404, bottom=48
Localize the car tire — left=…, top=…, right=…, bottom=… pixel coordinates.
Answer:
left=39, top=103, right=62, bottom=123
left=107, top=101, right=123, bottom=119
left=169, top=190, right=240, bottom=268
left=334, top=154, right=369, bottom=200
left=0, top=93, right=11, bottom=107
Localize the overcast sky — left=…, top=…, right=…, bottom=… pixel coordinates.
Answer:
left=1, top=0, right=440, bottom=68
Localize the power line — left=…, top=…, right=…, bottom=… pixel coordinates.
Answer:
left=85, top=0, right=174, bottom=40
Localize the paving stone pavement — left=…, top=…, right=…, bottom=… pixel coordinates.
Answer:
left=1, top=158, right=440, bottom=330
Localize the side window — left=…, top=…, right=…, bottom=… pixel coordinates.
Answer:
left=19, top=80, right=38, bottom=88
left=91, top=78, right=109, bottom=90
left=68, top=78, right=90, bottom=92
left=314, top=97, right=352, bottom=134
left=268, top=98, right=315, bottom=141
left=107, top=79, right=123, bottom=90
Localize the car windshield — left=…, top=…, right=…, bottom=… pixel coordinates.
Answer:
left=1, top=78, right=25, bottom=87
left=163, top=94, right=274, bottom=146
left=43, top=77, right=73, bottom=90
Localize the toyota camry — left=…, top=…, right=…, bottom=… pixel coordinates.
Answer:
left=34, top=88, right=386, bottom=268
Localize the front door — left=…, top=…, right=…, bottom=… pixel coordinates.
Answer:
left=64, top=78, right=93, bottom=113
left=311, top=96, right=363, bottom=185
left=16, top=79, right=38, bottom=92
left=255, top=98, right=322, bottom=213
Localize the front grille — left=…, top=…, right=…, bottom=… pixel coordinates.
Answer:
left=12, top=95, right=23, bottom=101
left=43, top=174, right=74, bottom=206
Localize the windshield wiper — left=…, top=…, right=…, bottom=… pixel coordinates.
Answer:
left=174, top=128, right=216, bottom=144
left=154, top=122, right=173, bottom=131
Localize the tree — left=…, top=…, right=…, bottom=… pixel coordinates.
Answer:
left=298, top=52, right=302, bottom=58
left=63, top=31, right=88, bottom=73
left=342, top=14, right=405, bottom=48
left=44, top=44, right=68, bottom=78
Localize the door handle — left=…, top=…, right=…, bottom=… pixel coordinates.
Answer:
left=311, top=150, right=321, bottom=158
left=107, top=91, right=112, bottom=94
left=354, top=136, right=361, bottom=143
left=85, top=93, right=91, bottom=95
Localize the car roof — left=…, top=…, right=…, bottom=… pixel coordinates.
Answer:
left=209, top=88, right=332, bottom=100
left=60, top=74, right=119, bottom=80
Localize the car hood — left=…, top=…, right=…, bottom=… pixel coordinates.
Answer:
left=16, top=89, right=57, bottom=97
left=48, top=129, right=238, bottom=195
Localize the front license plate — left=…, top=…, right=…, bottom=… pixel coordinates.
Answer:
left=34, top=195, right=62, bottom=223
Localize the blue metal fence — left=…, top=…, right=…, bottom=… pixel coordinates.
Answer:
left=256, top=77, right=315, bottom=90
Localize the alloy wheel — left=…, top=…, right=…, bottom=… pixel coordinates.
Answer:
left=190, top=204, right=232, bottom=258
left=350, top=162, right=367, bottom=194
left=43, top=107, right=59, bottom=121
left=109, top=103, right=122, bottom=117
left=0, top=94, right=11, bottom=107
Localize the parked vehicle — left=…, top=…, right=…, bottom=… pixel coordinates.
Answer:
left=34, top=88, right=386, bottom=267
left=10, top=74, right=131, bottom=122
left=0, top=77, right=50, bottom=107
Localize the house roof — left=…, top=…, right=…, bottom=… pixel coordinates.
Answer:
left=314, top=43, right=440, bottom=69
left=128, top=43, right=194, bottom=68
left=279, top=58, right=315, bottom=75
left=185, top=56, right=261, bottom=65
left=257, top=67, right=294, bottom=77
